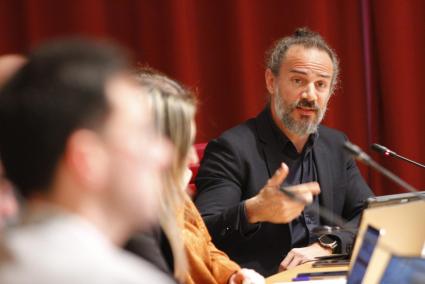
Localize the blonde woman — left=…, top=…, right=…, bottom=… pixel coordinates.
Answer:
left=128, top=69, right=265, bottom=284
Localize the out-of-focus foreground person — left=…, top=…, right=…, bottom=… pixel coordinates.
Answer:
left=0, top=54, right=26, bottom=231
left=126, top=69, right=265, bottom=284
left=0, top=39, right=173, bottom=284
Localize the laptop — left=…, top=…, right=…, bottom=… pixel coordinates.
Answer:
left=354, top=191, right=425, bottom=246
left=274, top=200, right=425, bottom=283
left=349, top=199, right=425, bottom=283
left=379, top=255, right=425, bottom=283
left=346, top=225, right=383, bottom=284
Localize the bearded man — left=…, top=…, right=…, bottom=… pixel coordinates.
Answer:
left=194, top=28, right=373, bottom=277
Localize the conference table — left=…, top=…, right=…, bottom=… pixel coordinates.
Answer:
left=266, top=262, right=349, bottom=283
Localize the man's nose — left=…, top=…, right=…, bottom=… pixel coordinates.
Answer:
left=301, top=83, right=317, bottom=102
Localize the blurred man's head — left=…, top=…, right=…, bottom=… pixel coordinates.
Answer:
left=0, top=54, right=26, bottom=230
left=0, top=39, right=170, bottom=240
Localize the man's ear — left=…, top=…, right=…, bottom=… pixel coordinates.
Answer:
left=265, top=68, right=276, bottom=96
left=64, top=129, right=108, bottom=191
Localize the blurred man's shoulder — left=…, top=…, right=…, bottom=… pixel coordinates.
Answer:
left=0, top=215, right=173, bottom=283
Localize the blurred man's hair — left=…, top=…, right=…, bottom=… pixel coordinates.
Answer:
left=0, top=38, right=130, bottom=198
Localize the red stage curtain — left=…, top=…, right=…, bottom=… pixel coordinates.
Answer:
left=0, top=0, right=424, bottom=195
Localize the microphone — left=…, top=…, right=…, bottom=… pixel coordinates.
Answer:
left=371, top=143, right=425, bottom=169
left=344, top=141, right=423, bottom=197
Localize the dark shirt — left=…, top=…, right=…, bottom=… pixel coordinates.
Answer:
left=268, top=110, right=321, bottom=247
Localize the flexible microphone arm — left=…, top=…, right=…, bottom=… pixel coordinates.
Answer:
left=344, top=141, right=424, bottom=197
left=371, top=143, right=425, bottom=169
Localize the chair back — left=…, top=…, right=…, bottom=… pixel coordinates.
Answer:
left=188, top=143, right=207, bottom=197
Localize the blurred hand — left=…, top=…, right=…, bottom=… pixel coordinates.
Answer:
left=245, top=163, right=320, bottom=224
left=279, top=242, right=332, bottom=271
left=228, top=268, right=265, bottom=284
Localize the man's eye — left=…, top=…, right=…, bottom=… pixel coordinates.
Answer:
left=293, top=78, right=303, bottom=85
left=316, top=81, right=327, bottom=89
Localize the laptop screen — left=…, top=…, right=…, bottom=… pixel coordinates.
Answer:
left=379, top=255, right=425, bottom=283
left=346, top=225, right=381, bottom=284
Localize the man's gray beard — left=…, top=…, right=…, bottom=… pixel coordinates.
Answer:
left=273, top=88, right=327, bottom=136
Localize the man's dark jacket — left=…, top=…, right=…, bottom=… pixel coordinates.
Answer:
left=195, top=107, right=373, bottom=276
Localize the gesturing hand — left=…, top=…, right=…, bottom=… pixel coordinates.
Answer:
left=245, top=163, right=320, bottom=224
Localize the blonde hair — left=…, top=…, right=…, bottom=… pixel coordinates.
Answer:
left=136, top=68, right=196, bottom=283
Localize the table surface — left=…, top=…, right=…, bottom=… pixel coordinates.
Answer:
left=266, top=262, right=349, bottom=283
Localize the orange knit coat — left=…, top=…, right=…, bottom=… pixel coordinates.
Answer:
left=182, top=199, right=240, bottom=284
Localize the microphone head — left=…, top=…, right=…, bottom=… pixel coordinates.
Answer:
left=371, top=143, right=396, bottom=156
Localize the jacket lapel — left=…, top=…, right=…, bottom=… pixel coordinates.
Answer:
left=255, top=107, right=286, bottom=178
left=313, top=129, right=334, bottom=223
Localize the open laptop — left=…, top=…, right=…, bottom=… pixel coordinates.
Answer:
left=316, top=191, right=425, bottom=264
left=348, top=199, right=425, bottom=283
left=379, top=255, right=425, bottom=283
left=274, top=200, right=425, bottom=283
left=345, top=225, right=383, bottom=283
